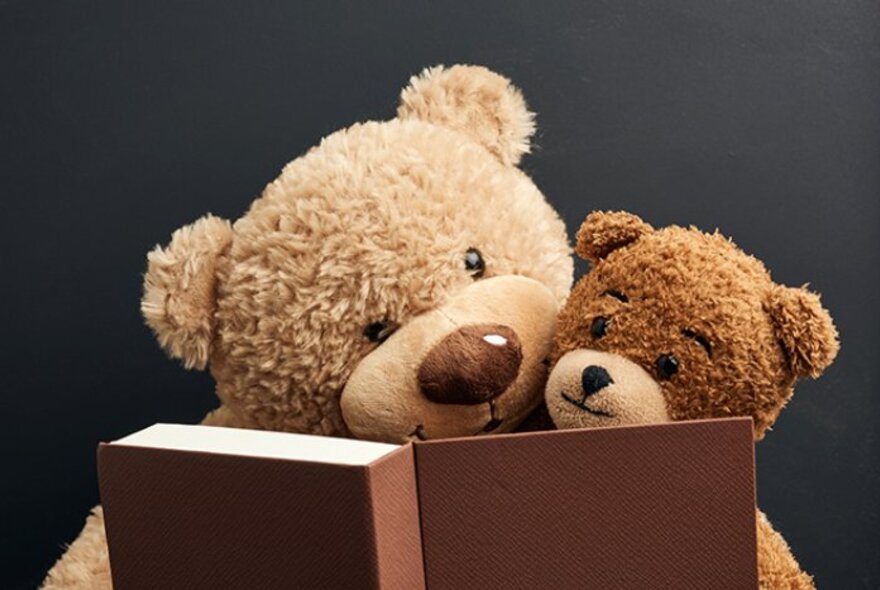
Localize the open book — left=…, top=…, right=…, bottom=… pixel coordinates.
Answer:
left=99, top=418, right=757, bottom=589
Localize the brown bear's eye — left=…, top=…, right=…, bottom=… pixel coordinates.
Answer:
left=682, top=329, right=712, bottom=358
left=590, top=316, right=608, bottom=338
left=464, top=247, right=485, bottom=278
left=602, top=289, right=629, bottom=303
left=364, top=319, right=398, bottom=344
left=656, top=354, right=679, bottom=379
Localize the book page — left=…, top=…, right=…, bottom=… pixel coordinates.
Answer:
left=113, top=423, right=400, bottom=466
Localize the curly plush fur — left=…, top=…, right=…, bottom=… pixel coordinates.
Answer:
left=554, top=211, right=838, bottom=438
left=42, top=65, right=573, bottom=588
left=546, top=211, right=839, bottom=589
left=41, top=508, right=110, bottom=590
left=141, top=215, right=233, bottom=370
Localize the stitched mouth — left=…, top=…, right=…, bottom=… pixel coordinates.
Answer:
left=481, top=401, right=503, bottom=432
left=482, top=417, right=503, bottom=432
left=410, top=425, right=428, bottom=441
left=561, top=392, right=614, bottom=417
left=409, top=403, right=503, bottom=441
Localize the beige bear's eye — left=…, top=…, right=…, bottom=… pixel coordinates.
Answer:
left=464, top=248, right=485, bottom=278
left=363, top=319, right=398, bottom=344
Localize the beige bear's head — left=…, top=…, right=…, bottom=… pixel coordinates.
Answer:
left=141, top=65, right=573, bottom=443
left=546, top=211, right=839, bottom=439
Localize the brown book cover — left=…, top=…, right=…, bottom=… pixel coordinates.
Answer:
left=98, top=425, right=424, bottom=590
left=415, top=417, right=757, bottom=589
left=99, top=418, right=755, bottom=589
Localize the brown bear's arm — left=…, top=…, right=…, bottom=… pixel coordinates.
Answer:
left=757, top=509, right=816, bottom=590
left=41, top=506, right=112, bottom=590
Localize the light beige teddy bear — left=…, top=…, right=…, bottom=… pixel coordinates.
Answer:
left=42, top=65, right=574, bottom=589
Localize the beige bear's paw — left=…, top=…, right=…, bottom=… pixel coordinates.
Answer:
left=41, top=506, right=112, bottom=590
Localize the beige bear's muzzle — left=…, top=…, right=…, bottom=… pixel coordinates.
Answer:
left=340, top=276, right=557, bottom=442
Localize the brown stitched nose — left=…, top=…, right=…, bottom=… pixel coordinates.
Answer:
left=418, top=324, right=523, bottom=405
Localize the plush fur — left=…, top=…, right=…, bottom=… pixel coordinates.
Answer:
left=546, top=211, right=839, bottom=589
left=141, top=215, right=233, bottom=370
left=41, top=508, right=110, bottom=590
left=398, top=64, right=535, bottom=166
left=42, top=65, right=573, bottom=589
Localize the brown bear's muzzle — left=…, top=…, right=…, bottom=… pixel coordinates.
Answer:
left=545, top=349, right=671, bottom=430
left=417, top=324, right=522, bottom=405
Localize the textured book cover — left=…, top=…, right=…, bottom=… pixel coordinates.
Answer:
left=98, top=425, right=424, bottom=590
left=414, top=417, right=757, bottom=589
left=99, top=418, right=756, bottom=589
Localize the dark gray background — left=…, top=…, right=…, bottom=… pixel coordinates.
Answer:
left=1, top=1, right=877, bottom=588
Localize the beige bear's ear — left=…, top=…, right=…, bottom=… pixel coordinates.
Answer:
left=575, top=210, right=654, bottom=263
left=766, top=285, right=840, bottom=379
left=397, top=64, right=535, bottom=166
left=141, top=214, right=233, bottom=370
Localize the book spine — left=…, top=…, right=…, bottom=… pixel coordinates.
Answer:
left=366, top=445, right=425, bottom=590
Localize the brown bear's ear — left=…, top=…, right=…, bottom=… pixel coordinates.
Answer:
left=765, top=285, right=840, bottom=379
left=397, top=64, right=535, bottom=166
left=575, top=210, right=654, bottom=262
left=141, top=214, right=233, bottom=370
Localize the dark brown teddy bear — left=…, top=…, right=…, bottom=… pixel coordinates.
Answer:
left=546, top=211, right=839, bottom=589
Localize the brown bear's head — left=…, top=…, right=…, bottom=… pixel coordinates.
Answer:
left=546, top=211, right=838, bottom=439
left=141, top=65, right=573, bottom=443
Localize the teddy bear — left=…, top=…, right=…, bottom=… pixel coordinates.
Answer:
left=544, top=210, right=839, bottom=589
left=41, top=64, right=574, bottom=589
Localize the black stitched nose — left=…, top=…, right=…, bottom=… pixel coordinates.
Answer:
left=581, top=365, right=613, bottom=397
